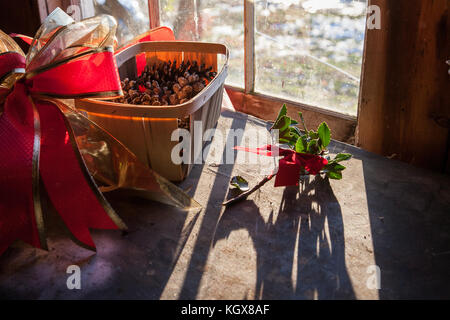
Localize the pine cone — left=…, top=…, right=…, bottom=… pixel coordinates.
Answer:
left=116, top=59, right=215, bottom=106
left=114, top=59, right=217, bottom=130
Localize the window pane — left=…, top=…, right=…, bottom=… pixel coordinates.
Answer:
left=160, top=0, right=244, bottom=87
left=92, top=0, right=151, bottom=45
left=255, top=0, right=368, bottom=116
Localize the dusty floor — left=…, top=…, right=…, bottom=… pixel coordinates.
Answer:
left=1, top=110, right=449, bottom=299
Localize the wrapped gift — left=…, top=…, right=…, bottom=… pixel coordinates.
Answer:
left=0, top=8, right=199, bottom=255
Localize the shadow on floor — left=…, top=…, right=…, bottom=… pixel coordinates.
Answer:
left=172, top=110, right=357, bottom=299
left=213, top=176, right=355, bottom=299
left=0, top=189, right=200, bottom=299
left=176, top=112, right=247, bottom=299
left=358, top=149, right=450, bottom=299
left=0, top=110, right=245, bottom=300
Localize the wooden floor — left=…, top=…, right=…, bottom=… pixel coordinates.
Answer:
left=1, top=109, right=450, bottom=299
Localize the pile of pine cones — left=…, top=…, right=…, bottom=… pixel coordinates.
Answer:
left=115, top=60, right=217, bottom=106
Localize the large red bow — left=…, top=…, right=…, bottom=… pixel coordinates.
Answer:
left=0, top=14, right=188, bottom=255
left=235, top=145, right=328, bottom=187
left=0, top=47, right=125, bottom=254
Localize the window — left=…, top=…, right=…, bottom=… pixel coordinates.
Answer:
left=254, top=0, right=367, bottom=116
left=159, top=0, right=245, bottom=87
left=66, top=0, right=368, bottom=116
left=89, top=0, right=152, bottom=45
left=160, top=0, right=367, bottom=116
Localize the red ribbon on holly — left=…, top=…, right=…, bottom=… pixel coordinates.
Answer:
left=234, top=145, right=328, bottom=187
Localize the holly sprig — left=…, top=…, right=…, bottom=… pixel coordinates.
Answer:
left=223, top=105, right=353, bottom=206
left=270, top=104, right=351, bottom=180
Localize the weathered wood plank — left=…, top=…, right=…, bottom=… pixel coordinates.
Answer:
left=357, top=0, right=450, bottom=171
left=148, top=0, right=160, bottom=29
left=226, top=86, right=357, bottom=144
left=244, top=0, right=255, bottom=93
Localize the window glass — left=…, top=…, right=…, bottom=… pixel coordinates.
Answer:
left=160, top=0, right=245, bottom=87
left=255, top=0, right=367, bottom=115
left=66, top=0, right=367, bottom=115
left=91, top=0, right=151, bottom=45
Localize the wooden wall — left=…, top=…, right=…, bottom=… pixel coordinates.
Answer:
left=357, top=0, right=450, bottom=172
left=0, top=1, right=95, bottom=41
left=0, top=0, right=42, bottom=51
left=226, top=87, right=357, bottom=144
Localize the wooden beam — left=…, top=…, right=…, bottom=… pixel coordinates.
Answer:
left=226, top=86, right=356, bottom=144
left=244, top=0, right=255, bottom=93
left=0, top=1, right=42, bottom=51
left=38, top=0, right=95, bottom=21
left=357, top=0, right=450, bottom=172
left=148, top=0, right=160, bottom=29
left=37, top=0, right=49, bottom=22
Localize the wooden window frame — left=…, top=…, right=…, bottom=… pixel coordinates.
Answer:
left=148, top=0, right=160, bottom=30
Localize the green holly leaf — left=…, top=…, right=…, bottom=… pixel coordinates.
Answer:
left=300, top=135, right=309, bottom=150
left=333, top=153, right=352, bottom=163
left=295, top=137, right=305, bottom=153
left=324, top=162, right=346, bottom=172
left=290, top=128, right=300, bottom=141
left=306, top=140, right=319, bottom=154
left=318, top=122, right=331, bottom=148
left=272, top=115, right=291, bottom=132
left=279, top=131, right=292, bottom=144
left=333, top=164, right=346, bottom=171
left=327, top=170, right=343, bottom=180
left=308, top=130, right=319, bottom=139
left=323, top=161, right=347, bottom=180
left=277, top=104, right=287, bottom=120
left=271, top=104, right=287, bottom=130
left=269, top=105, right=351, bottom=170
left=279, top=128, right=299, bottom=146
left=230, top=176, right=250, bottom=191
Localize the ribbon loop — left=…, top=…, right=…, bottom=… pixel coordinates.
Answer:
left=26, top=49, right=122, bottom=98
left=235, top=144, right=328, bottom=187
left=0, top=82, right=42, bottom=253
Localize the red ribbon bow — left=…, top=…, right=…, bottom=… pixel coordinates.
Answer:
left=235, top=145, right=328, bottom=187
left=0, top=47, right=124, bottom=254
left=0, top=19, right=188, bottom=256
